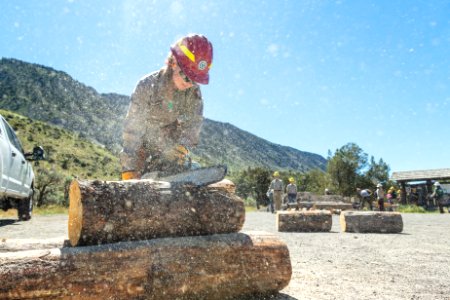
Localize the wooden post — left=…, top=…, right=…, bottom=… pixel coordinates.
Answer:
left=68, top=179, right=245, bottom=246
left=340, top=211, right=403, bottom=233
left=0, top=231, right=292, bottom=300
left=277, top=210, right=333, bottom=232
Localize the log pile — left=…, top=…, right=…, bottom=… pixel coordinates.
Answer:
left=340, top=211, right=403, bottom=233
left=277, top=210, right=332, bottom=232
left=297, top=201, right=353, bottom=211
left=0, top=178, right=292, bottom=299
left=295, top=192, right=353, bottom=213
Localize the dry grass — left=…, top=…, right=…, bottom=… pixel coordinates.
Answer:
left=0, top=206, right=68, bottom=218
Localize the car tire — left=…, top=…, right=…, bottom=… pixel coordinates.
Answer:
left=17, top=197, right=33, bottom=221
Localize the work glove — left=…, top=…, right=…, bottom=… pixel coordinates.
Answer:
left=163, top=145, right=189, bottom=165
left=121, top=171, right=140, bottom=180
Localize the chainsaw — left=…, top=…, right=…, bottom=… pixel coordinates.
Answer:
left=142, top=165, right=227, bottom=187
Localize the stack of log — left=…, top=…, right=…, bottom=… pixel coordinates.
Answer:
left=295, top=192, right=353, bottom=213
left=0, top=178, right=292, bottom=299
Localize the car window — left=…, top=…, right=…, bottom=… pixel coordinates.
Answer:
left=1, top=117, right=24, bottom=153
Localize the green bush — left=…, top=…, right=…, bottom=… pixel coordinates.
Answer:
left=397, top=205, right=428, bottom=213
left=243, top=197, right=256, bottom=208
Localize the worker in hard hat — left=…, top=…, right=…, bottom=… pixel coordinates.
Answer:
left=375, top=183, right=385, bottom=211
left=431, top=182, right=445, bottom=213
left=120, top=34, right=213, bottom=180
left=356, top=187, right=373, bottom=210
left=286, top=177, right=298, bottom=205
left=267, top=171, right=284, bottom=212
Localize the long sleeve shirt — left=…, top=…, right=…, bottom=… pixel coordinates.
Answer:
left=120, top=69, right=203, bottom=173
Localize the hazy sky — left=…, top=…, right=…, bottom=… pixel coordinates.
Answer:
left=1, top=0, right=449, bottom=173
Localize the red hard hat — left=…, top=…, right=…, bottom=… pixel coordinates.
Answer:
left=170, top=34, right=213, bottom=84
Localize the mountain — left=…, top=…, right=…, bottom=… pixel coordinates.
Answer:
left=196, top=120, right=326, bottom=173
left=0, top=109, right=120, bottom=180
left=0, top=58, right=326, bottom=173
left=0, top=58, right=129, bottom=153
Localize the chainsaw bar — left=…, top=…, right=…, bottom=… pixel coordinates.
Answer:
left=158, top=165, right=227, bottom=187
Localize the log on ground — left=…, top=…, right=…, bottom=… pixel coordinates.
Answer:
left=340, top=211, right=403, bottom=233
left=0, top=231, right=292, bottom=300
left=277, top=210, right=332, bottom=232
left=68, top=179, right=245, bottom=246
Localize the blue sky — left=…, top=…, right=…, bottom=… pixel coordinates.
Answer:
left=1, top=0, right=449, bottom=173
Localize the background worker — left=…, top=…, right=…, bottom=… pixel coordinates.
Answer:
left=286, top=177, right=298, bottom=204
left=268, top=171, right=284, bottom=212
left=375, top=183, right=385, bottom=211
left=356, top=188, right=373, bottom=210
left=431, top=182, right=445, bottom=213
left=120, top=34, right=213, bottom=180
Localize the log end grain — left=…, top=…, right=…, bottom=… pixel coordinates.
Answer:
left=68, top=180, right=83, bottom=246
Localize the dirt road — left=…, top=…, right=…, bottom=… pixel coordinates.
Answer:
left=1, top=212, right=450, bottom=299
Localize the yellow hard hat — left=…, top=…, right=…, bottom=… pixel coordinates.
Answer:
left=289, top=177, right=295, bottom=183
left=273, top=171, right=280, bottom=177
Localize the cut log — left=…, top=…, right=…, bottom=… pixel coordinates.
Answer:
left=68, top=179, right=245, bottom=246
left=0, top=231, right=292, bottom=300
left=277, top=210, right=332, bottom=232
left=340, top=211, right=403, bottom=233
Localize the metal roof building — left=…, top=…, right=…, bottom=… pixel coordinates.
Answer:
left=391, top=168, right=450, bottom=204
left=391, top=168, right=450, bottom=183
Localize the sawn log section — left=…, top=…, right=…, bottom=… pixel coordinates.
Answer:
left=0, top=231, right=292, bottom=300
left=68, top=179, right=245, bottom=246
left=277, top=210, right=333, bottom=232
left=340, top=211, right=403, bottom=233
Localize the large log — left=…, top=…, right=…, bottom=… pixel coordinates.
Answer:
left=277, top=210, right=332, bottom=232
left=0, top=231, right=292, bottom=300
left=68, top=179, right=245, bottom=246
left=340, top=211, right=403, bottom=233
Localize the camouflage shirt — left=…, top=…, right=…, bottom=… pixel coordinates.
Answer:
left=120, top=69, right=203, bottom=173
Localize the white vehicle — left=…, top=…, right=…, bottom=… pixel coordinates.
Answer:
left=0, top=114, right=44, bottom=220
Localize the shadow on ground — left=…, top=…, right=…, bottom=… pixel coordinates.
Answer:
left=235, top=293, right=298, bottom=300
left=0, top=219, right=17, bottom=227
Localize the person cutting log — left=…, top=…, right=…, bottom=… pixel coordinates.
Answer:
left=120, top=34, right=213, bottom=180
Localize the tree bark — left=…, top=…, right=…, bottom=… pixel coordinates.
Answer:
left=0, top=231, right=292, bottom=300
left=340, top=211, right=403, bottom=233
left=68, top=179, right=245, bottom=246
left=277, top=210, right=333, bottom=232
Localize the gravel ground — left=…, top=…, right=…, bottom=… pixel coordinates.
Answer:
left=1, top=212, right=450, bottom=300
